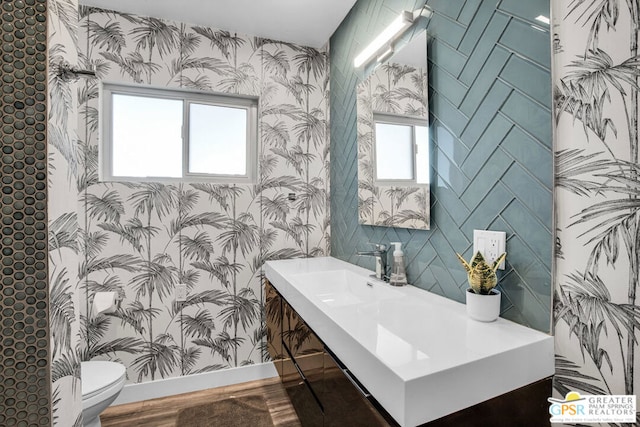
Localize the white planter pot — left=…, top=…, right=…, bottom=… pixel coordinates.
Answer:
left=465, top=289, right=501, bottom=322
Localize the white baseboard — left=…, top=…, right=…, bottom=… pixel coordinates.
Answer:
left=112, top=362, right=279, bottom=405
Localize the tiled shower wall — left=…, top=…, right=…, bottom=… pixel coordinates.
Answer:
left=0, top=0, right=51, bottom=425
left=71, top=7, right=329, bottom=384
left=330, top=0, right=552, bottom=332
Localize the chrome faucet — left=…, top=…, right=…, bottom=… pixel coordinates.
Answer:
left=357, top=243, right=389, bottom=281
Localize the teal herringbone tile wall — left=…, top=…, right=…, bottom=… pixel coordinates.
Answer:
left=330, top=0, right=552, bottom=332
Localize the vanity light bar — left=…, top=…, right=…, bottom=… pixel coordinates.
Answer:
left=354, top=11, right=414, bottom=68
left=376, top=46, right=395, bottom=64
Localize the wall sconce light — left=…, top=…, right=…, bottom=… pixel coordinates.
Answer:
left=353, top=10, right=414, bottom=68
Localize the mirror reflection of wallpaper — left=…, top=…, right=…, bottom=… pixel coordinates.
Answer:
left=357, top=63, right=430, bottom=229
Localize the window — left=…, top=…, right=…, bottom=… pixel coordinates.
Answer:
left=101, top=83, right=258, bottom=183
left=373, top=113, right=429, bottom=185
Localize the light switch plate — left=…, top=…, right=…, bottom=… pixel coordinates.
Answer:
left=176, top=283, right=187, bottom=302
left=473, top=230, right=506, bottom=270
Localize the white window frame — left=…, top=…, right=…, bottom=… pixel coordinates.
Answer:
left=372, top=112, right=429, bottom=186
left=100, top=82, right=258, bottom=184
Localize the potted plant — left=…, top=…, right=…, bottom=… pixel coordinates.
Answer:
left=456, top=251, right=507, bottom=322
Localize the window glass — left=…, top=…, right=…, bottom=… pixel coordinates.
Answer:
left=189, top=103, right=247, bottom=175
left=112, top=94, right=183, bottom=178
left=102, top=84, right=257, bottom=183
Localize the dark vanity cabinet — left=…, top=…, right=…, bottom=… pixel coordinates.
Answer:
left=265, top=281, right=389, bottom=427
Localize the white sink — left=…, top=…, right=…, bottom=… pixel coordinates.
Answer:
left=289, top=269, right=403, bottom=307
left=265, top=256, right=554, bottom=427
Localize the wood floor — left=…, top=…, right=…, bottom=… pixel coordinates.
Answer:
left=100, top=377, right=301, bottom=427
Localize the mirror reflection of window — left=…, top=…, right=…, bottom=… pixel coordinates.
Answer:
left=373, top=113, right=428, bottom=185
left=375, top=121, right=414, bottom=180
left=415, top=125, right=429, bottom=185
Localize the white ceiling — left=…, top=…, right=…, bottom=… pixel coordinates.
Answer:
left=79, top=0, right=357, bottom=48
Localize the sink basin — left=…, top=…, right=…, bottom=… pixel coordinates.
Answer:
left=264, top=257, right=554, bottom=426
left=290, top=269, right=403, bottom=307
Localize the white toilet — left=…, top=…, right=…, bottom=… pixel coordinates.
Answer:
left=81, top=361, right=126, bottom=427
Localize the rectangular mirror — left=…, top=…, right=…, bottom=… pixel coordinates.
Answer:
left=357, top=28, right=430, bottom=229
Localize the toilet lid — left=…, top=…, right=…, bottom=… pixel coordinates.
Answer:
left=81, top=361, right=126, bottom=400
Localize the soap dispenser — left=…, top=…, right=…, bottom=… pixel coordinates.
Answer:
left=389, top=242, right=408, bottom=286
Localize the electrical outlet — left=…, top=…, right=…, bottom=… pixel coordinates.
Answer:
left=473, top=230, right=506, bottom=270
left=176, top=283, right=187, bottom=302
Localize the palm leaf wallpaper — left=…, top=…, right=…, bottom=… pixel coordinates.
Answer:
left=45, top=0, right=640, bottom=425
left=357, top=62, right=430, bottom=229
left=75, top=6, right=329, bottom=382
left=553, top=0, right=640, bottom=417
left=47, top=5, right=329, bottom=423
left=48, top=0, right=83, bottom=426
